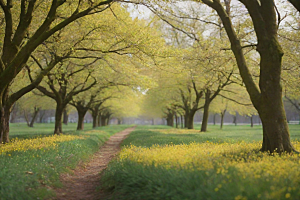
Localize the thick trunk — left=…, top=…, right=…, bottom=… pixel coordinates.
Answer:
left=186, top=114, right=194, bottom=129
left=54, top=103, right=64, bottom=135
left=166, top=112, right=174, bottom=127
left=259, top=103, right=294, bottom=153
left=257, top=38, right=294, bottom=153
left=250, top=115, right=253, bottom=128
left=91, top=110, right=98, bottom=129
left=0, top=105, right=11, bottom=144
left=63, top=109, right=68, bottom=125
left=200, top=101, right=210, bottom=132
left=184, top=114, right=188, bottom=128
left=29, top=107, right=39, bottom=127
left=77, top=110, right=87, bottom=130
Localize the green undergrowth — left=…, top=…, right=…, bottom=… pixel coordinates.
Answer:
left=101, top=125, right=300, bottom=200
left=0, top=124, right=130, bottom=200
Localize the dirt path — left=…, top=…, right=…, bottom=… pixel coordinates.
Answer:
left=53, top=127, right=135, bottom=200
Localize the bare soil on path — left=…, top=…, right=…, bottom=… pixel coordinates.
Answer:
left=53, top=127, right=135, bottom=200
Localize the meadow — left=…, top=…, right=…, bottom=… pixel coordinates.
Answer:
left=101, top=124, right=300, bottom=200
left=0, top=123, right=130, bottom=200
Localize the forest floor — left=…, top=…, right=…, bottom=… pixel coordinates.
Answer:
left=52, top=127, right=135, bottom=200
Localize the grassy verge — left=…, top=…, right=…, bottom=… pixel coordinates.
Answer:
left=101, top=125, right=300, bottom=200
left=0, top=124, right=130, bottom=200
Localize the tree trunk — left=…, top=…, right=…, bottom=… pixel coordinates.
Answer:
left=257, top=38, right=294, bottom=152
left=213, top=114, right=217, bottom=125
left=220, top=110, right=226, bottom=129
left=117, top=118, right=121, bottom=125
left=152, top=118, right=155, bottom=125
left=91, top=110, right=98, bottom=129
left=233, top=115, right=237, bottom=126
left=77, top=110, right=87, bottom=130
left=250, top=115, right=254, bottom=128
left=200, top=100, right=210, bottom=132
left=0, top=104, right=11, bottom=144
left=175, top=115, right=178, bottom=128
left=186, top=114, right=194, bottom=129
left=101, top=116, right=107, bottom=127
left=63, top=109, right=69, bottom=125
left=166, top=112, right=174, bottom=127
left=39, top=110, right=46, bottom=123
left=54, top=103, right=64, bottom=135
left=184, top=114, right=188, bottom=128
left=259, top=104, right=294, bottom=153
left=97, top=113, right=101, bottom=127
left=29, top=107, right=40, bottom=127
left=24, top=110, right=30, bottom=127
left=180, top=115, right=184, bottom=129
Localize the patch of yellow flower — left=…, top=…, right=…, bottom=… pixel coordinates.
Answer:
left=119, top=140, right=300, bottom=199
left=0, top=135, right=85, bottom=154
left=150, top=129, right=202, bottom=134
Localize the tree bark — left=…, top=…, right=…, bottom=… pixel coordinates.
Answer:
left=39, top=110, right=46, bottom=123
left=97, top=113, right=101, bottom=127
left=233, top=115, right=237, bottom=126
left=175, top=113, right=178, bottom=128
left=220, top=109, right=226, bottom=129
left=63, top=109, right=69, bottom=125
left=77, top=110, right=87, bottom=130
left=250, top=115, right=254, bottom=128
left=180, top=115, right=184, bottom=129
left=54, top=103, right=64, bottom=135
left=101, top=116, right=107, bottom=126
left=201, top=92, right=211, bottom=132
left=0, top=104, right=11, bottom=144
left=92, top=110, right=98, bottom=128
left=186, top=113, right=195, bottom=129
left=29, top=107, right=40, bottom=127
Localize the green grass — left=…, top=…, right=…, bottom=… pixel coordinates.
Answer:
left=101, top=124, right=300, bottom=200
left=0, top=124, right=131, bottom=200
left=9, top=123, right=92, bottom=139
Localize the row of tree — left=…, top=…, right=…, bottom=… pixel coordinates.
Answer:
left=1, top=0, right=300, bottom=154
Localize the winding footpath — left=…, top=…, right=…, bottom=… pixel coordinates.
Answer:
left=53, top=127, right=135, bottom=200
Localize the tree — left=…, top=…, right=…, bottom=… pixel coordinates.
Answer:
left=200, top=0, right=294, bottom=153
left=0, top=0, right=114, bottom=143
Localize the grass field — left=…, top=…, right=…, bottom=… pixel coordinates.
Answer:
left=101, top=125, right=300, bottom=200
left=0, top=123, right=130, bottom=200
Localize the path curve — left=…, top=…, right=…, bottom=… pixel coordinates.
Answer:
left=53, top=127, right=135, bottom=200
